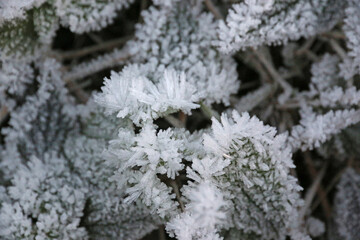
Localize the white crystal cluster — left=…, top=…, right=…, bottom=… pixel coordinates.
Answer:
left=1, top=0, right=360, bottom=239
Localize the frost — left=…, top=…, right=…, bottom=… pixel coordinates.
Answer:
left=216, top=0, right=345, bottom=53
left=333, top=168, right=360, bottom=240
left=95, top=63, right=200, bottom=126
left=186, top=111, right=304, bottom=239
left=128, top=2, right=239, bottom=105
left=306, top=217, right=325, bottom=237
left=2, top=0, right=360, bottom=239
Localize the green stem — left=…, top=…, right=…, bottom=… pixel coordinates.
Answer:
left=200, top=102, right=220, bottom=121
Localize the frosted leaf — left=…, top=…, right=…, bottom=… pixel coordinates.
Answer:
left=128, top=1, right=239, bottom=105
left=190, top=110, right=303, bottom=239
left=63, top=107, right=160, bottom=239
left=0, top=3, right=58, bottom=59
left=0, top=156, right=88, bottom=240
left=55, top=0, right=134, bottom=34
left=0, top=0, right=133, bottom=59
left=0, top=59, right=34, bottom=107
left=333, top=168, right=360, bottom=240
left=288, top=107, right=360, bottom=152
left=104, top=122, right=192, bottom=218
left=341, top=0, right=360, bottom=78
left=1, top=98, right=160, bottom=239
left=0, top=59, right=78, bottom=181
left=0, top=0, right=46, bottom=24
left=287, top=54, right=360, bottom=153
left=296, top=54, right=360, bottom=108
left=216, top=0, right=345, bottom=53
left=95, top=63, right=200, bottom=126
left=186, top=183, right=228, bottom=229
left=166, top=212, right=224, bottom=240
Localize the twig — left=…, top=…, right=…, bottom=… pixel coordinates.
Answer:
left=276, top=101, right=301, bottom=110
left=139, top=0, right=148, bottom=22
left=252, top=48, right=293, bottom=95
left=232, top=83, right=276, bottom=113
left=169, top=179, right=185, bottom=212
left=311, top=167, right=346, bottom=213
left=329, top=39, right=347, bottom=60
left=200, top=102, right=220, bottom=121
left=304, top=50, right=319, bottom=62
left=236, top=52, right=271, bottom=84
left=165, top=115, right=185, bottom=128
left=295, top=37, right=315, bottom=56
left=303, top=152, right=332, bottom=220
left=88, top=33, right=103, bottom=44
left=311, top=157, right=355, bottom=213
left=236, top=81, right=259, bottom=91
left=0, top=105, right=9, bottom=125
left=205, top=0, right=223, bottom=19
left=64, top=50, right=131, bottom=83
left=300, top=160, right=328, bottom=220
left=321, top=31, right=346, bottom=40
left=179, top=112, right=187, bottom=126
left=54, top=36, right=132, bottom=60
left=65, top=80, right=89, bottom=104
left=159, top=225, right=167, bottom=240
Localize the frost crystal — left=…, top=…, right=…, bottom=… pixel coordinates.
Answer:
left=185, top=111, right=304, bottom=239
left=128, top=1, right=239, bottom=105
left=217, top=0, right=345, bottom=53
left=95, top=63, right=200, bottom=125
left=0, top=60, right=159, bottom=239
left=333, top=168, right=360, bottom=240
left=341, top=0, right=360, bottom=78
left=105, top=123, right=188, bottom=218
left=0, top=0, right=134, bottom=58
left=2, top=0, right=360, bottom=239
left=288, top=54, right=360, bottom=151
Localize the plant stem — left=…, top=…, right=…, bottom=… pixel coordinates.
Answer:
left=205, top=0, right=223, bottom=19
left=54, top=36, right=132, bottom=60
left=200, top=102, right=220, bottom=121
left=169, top=179, right=185, bottom=212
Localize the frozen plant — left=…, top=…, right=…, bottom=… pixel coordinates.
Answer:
left=95, top=63, right=201, bottom=126
left=333, top=168, right=360, bottom=240
left=97, top=60, right=306, bottom=239
left=128, top=1, right=240, bottom=105
left=0, top=0, right=134, bottom=58
left=287, top=54, right=360, bottom=152
left=216, top=0, right=345, bottom=53
left=1, top=0, right=360, bottom=239
left=0, top=59, right=159, bottom=239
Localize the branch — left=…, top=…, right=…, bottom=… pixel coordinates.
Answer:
left=0, top=105, right=9, bottom=125
left=329, top=39, right=347, bottom=59
left=311, top=158, right=354, bottom=213
left=252, top=48, right=293, bottom=96
left=232, top=83, right=276, bottom=113
left=64, top=79, right=89, bottom=104
left=200, top=102, right=220, bottom=121
left=303, top=152, right=332, bottom=220
left=53, top=36, right=132, bottom=60
left=64, top=49, right=131, bottom=83
left=165, top=115, right=185, bottom=128
left=169, top=179, right=185, bottom=212
left=321, top=31, right=346, bottom=40
left=300, top=159, right=328, bottom=220
left=205, top=0, right=223, bottom=19
left=158, top=225, right=167, bottom=240
left=295, top=37, right=315, bottom=56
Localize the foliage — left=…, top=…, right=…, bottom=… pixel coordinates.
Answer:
left=1, top=0, right=360, bottom=240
